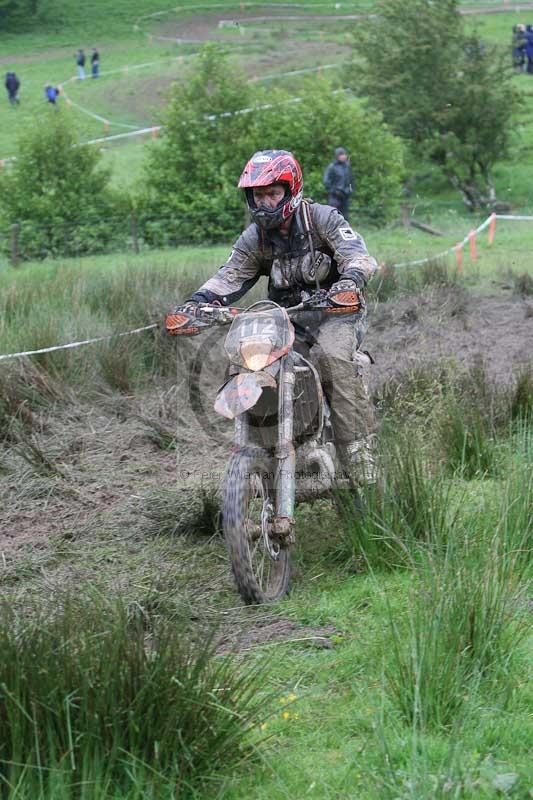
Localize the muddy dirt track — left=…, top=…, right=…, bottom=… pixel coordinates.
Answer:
left=1, top=287, right=531, bottom=561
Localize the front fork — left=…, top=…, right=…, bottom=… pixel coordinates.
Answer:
left=232, top=357, right=296, bottom=544
left=274, top=357, right=296, bottom=542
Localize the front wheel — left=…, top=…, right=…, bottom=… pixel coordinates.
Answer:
left=223, top=447, right=291, bottom=605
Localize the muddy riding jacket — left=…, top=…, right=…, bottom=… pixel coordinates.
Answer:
left=190, top=200, right=377, bottom=308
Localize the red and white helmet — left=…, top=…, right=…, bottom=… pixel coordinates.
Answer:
left=238, top=150, right=303, bottom=229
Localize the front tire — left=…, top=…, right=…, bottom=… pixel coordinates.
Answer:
left=223, top=447, right=291, bottom=605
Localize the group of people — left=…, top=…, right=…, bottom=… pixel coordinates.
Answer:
left=75, top=48, right=100, bottom=80
left=512, top=24, right=533, bottom=73
left=4, top=47, right=101, bottom=109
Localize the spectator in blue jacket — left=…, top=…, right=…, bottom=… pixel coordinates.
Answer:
left=44, top=83, right=60, bottom=107
left=526, top=25, right=533, bottom=73
left=323, top=147, right=354, bottom=221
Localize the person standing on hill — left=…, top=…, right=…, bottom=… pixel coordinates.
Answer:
left=5, top=72, right=20, bottom=106
left=91, top=48, right=100, bottom=78
left=525, top=25, right=533, bottom=74
left=323, top=146, right=354, bottom=221
left=512, top=24, right=526, bottom=72
left=76, top=49, right=86, bottom=80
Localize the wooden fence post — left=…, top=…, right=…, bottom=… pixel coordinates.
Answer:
left=10, top=223, right=20, bottom=267
left=131, top=212, right=139, bottom=254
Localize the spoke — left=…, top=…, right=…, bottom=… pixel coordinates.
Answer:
left=257, top=552, right=265, bottom=588
left=245, top=469, right=277, bottom=594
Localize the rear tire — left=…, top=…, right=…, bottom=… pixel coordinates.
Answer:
left=223, top=447, right=291, bottom=605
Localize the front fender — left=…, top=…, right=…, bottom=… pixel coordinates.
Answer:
left=214, top=371, right=277, bottom=420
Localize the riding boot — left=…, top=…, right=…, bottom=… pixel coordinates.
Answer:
left=339, top=435, right=377, bottom=486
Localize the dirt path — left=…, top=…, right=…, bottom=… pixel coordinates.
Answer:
left=1, top=288, right=531, bottom=562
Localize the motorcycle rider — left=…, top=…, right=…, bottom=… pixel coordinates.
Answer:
left=184, top=149, right=378, bottom=483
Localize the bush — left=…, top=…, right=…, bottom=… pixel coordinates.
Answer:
left=0, top=116, right=129, bottom=261
left=142, top=45, right=404, bottom=243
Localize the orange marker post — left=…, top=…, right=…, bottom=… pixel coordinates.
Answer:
left=469, top=230, right=477, bottom=263
left=488, top=212, right=497, bottom=247
left=104, top=121, right=110, bottom=134
left=151, top=127, right=158, bottom=140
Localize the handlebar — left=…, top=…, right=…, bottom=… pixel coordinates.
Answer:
left=166, top=287, right=364, bottom=336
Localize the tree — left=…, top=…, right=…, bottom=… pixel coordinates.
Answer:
left=258, top=81, right=405, bottom=225
left=143, top=45, right=404, bottom=244
left=351, top=0, right=518, bottom=209
left=142, top=44, right=259, bottom=245
left=0, top=116, right=126, bottom=260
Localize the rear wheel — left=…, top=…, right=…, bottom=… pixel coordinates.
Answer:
left=223, top=447, right=291, bottom=605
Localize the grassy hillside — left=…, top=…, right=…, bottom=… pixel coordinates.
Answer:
left=2, top=1, right=533, bottom=208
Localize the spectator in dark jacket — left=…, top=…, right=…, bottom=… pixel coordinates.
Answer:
left=91, top=48, right=99, bottom=78
left=512, top=24, right=526, bottom=72
left=76, top=49, right=86, bottom=80
left=5, top=72, right=20, bottom=106
left=323, top=147, right=354, bottom=221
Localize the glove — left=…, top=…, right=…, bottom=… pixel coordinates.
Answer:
left=330, top=278, right=362, bottom=294
left=183, top=298, right=222, bottom=314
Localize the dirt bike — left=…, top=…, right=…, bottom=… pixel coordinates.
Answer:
left=166, top=285, right=363, bottom=605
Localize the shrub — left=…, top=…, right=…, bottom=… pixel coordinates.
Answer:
left=0, top=0, right=40, bottom=31
left=0, top=116, right=129, bottom=261
left=351, top=0, right=518, bottom=210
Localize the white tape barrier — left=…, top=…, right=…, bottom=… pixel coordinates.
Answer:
left=391, top=214, right=533, bottom=269
left=0, top=324, right=157, bottom=363
left=1, top=214, right=532, bottom=363
left=391, top=214, right=494, bottom=269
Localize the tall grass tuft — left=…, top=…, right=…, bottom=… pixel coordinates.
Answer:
left=0, top=592, right=266, bottom=798
left=437, top=393, right=498, bottom=478
left=384, top=464, right=530, bottom=731
left=335, top=437, right=456, bottom=570
left=510, top=368, right=533, bottom=421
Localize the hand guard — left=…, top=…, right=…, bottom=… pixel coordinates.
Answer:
left=165, top=302, right=237, bottom=335
left=165, top=303, right=203, bottom=336
left=328, top=279, right=364, bottom=311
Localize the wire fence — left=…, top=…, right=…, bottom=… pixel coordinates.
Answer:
left=1, top=205, right=532, bottom=268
